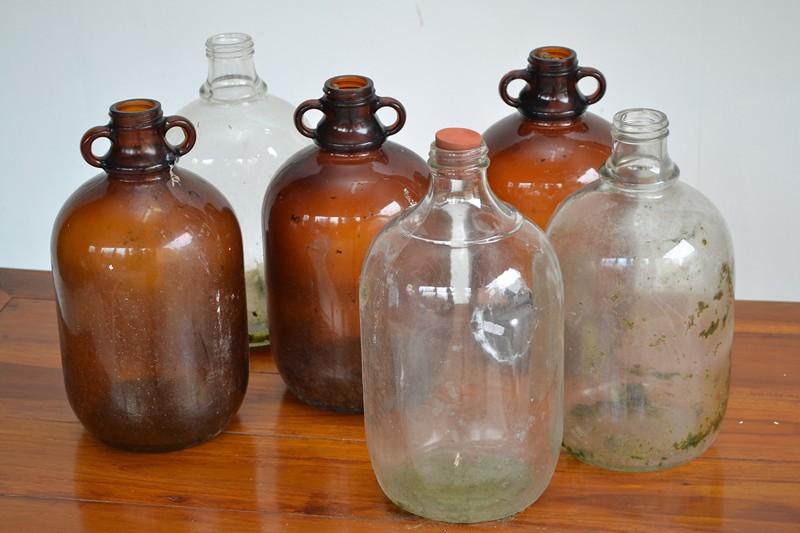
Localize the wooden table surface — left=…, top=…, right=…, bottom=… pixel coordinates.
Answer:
left=0, top=268, right=798, bottom=532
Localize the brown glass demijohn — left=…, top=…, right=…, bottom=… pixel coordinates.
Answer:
left=263, top=75, right=429, bottom=413
left=52, top=99, right=249, bottom=451
left=484, top=46, right=612, bottom=228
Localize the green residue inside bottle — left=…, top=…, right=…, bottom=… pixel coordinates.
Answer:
left=672, top=408, right=726, bottom=451
left=384, top=451, right=534, bottom=523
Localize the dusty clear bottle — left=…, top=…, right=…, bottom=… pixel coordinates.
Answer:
left=548, top=109, right=734, bottom=471
left=176, top=33, right=307, bottom=346
left=360, top=128, right=563, bottom=523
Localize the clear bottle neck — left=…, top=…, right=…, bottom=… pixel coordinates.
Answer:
left=428, top=144, right=496, bottom=205
left=200, top=33, right=266, bottom=102
left=603, top=108, right=678, bottom=189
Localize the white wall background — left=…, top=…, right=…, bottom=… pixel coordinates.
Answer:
left=0, top=0, right=798, bottom=301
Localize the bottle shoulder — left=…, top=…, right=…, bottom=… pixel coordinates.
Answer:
left=373, top=204, right=551, bottom=250
left=177, top=95, right=305, bottom=142
left=267, top=142, right=429, bottom=197
left=484, top=111, right=612, bottom=153
left=548, top=180, right=734, bottom=262
left=54, top=170, right=240, bottom=250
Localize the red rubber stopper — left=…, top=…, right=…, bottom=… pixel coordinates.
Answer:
left=435, top=128, right=482, bottom=150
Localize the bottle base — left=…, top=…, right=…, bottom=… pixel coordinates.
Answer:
left=379, top=449, right=542, bottom=523
left=285, top=382, right=364, bottom=414
left=563, top=434, right=718, bottom=472
left=88, top=425, right=226, bottom=453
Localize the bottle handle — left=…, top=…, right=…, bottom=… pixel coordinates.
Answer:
left=164, top=116, right=196, bottom=156
left=376, top=96, right=406, bottom=137
left=80, top=125, right=113, bottom=168
left=294, top=99, right=324, bottom=139
left=576, top=67, right=606, bottom=106
left=499, top=69, right=531, bottom=108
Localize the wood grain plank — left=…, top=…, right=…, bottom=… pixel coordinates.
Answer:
left=0, top=269, right=798, bottom=530
left=0, top=417, right=797, bottom=532
left=0, top=268, right=54, bottom=300
left=0, top=495, right=451, bottom=533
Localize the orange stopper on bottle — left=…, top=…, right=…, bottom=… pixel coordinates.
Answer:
left=435, top=128, right=482, bottom=150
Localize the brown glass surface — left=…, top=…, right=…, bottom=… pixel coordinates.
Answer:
left=484, top=46, right=612, bottom=229
left=51, top=100, right=248, bottom=451
left=264, top=76, right=429, bottom=412
left=1, top=269, right=799, bottom=531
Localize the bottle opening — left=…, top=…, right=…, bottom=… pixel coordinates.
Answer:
left=613, top=108, right=669, bottom=140
left=324, top=75, right=375, bottom=102
left=109, top=99, right=164, bottom=128
left=206, top=32, right=254, bottom=59
left=532, top=46, right=575, bottom=62
left=329, top=75, right=369, bottom=90
left=529, top=46, right=577, bottom=73
left=112, top=99, right=159, bottom=114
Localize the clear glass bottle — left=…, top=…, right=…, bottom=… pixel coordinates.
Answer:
left=547, top=109, right=734, bottom=471
left=176, top=33, right=307, bottom=346
left=360, top=128, right=563, bottom=523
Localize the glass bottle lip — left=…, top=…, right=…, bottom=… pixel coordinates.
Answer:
left=612, top=108, right=670, bottom=142
left=528, top=45, right=578, bottom=74
left=108, top=98, right=164, bottom=128
left=323, top=75, right=376, bottom=106
left=205, top=32, right=255, bottom=59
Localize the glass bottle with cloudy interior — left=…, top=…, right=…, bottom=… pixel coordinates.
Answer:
left=547, top=109, right=734, bottom=471
left=360, top=128, right=563, bottom=523
left=176, top=33, right=307, bottom=346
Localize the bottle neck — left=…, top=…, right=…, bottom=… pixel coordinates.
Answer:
left=297, top=75, right=404, bottom=152
left=200, top=33, right=266, bottom=102
left=512, top=46, right=605, bottom=121
left=603, top=108, right=678, bottom=189
left=427, top=144, right=506, bottom=210
left=80, top=99, right=195, bottom=176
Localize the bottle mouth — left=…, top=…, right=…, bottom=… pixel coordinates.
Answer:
left=528, top=46, right=578, bottom=74
left=323, top=75, right=375, bottom=104
left=613, top=108, right=669, bottom=141
left=205, top=32, right=255, bottom=59
left=109, top=99, right=164, bottom=128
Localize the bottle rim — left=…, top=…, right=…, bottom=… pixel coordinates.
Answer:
left=205, top=32, right=255, bottom=59
left=612, top=108, right=670, bottom=141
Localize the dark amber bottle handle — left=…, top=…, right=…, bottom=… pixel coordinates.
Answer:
left=576, top=67, right=607, bottom=105
left=164, top=116, right=197, bottom=156
left=376, top=96, right=406, bottom=137
left=294, top=99, right=324, bottom=139
left=80, top=125, right=113, bottom=168
left=499, top=69, right=531, bottom=108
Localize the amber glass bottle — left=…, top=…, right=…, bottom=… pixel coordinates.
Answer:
left=263, top=75, right=429, bottom=412
left=52, top=99, right=249, bottom=452
left=484, top=46, right=612, bottom=228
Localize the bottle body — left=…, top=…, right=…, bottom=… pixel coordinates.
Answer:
left=53, top=100, right=249, bottom=451
left=264, top=143, right=428, bottom=412
left=177, top=33, right=308, bottom=346
left=484, top=46, right=611, bottom=228
left=548, top=109, right=734, bottom=471
left=361, top=131, right=563, bottom=522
